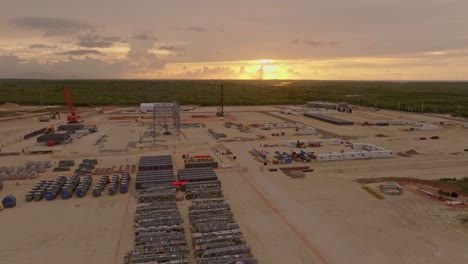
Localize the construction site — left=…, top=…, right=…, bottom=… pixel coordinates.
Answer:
left=1, top=89, right=468, bottom=264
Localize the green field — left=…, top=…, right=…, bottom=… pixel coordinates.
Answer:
left=1, top=79, right=468, bottom=117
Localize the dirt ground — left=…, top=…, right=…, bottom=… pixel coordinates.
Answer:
left=0, top=104, right=467, bottom=264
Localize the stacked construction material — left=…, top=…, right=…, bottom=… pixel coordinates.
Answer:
left=178, top=168, right=218, bottom=183
left=179, top=168, right=222, bottom=199
left=23, top=128, right=47, bottom=140
left=54, top=160, right=74, bottom=172
left=92, top=175, right=109, bottom=197
left=57, top=124, right=84, bottom=131
left=60, top=175, right=80, bottom=199
left=37, top=132, right=71, bottom=144
left=119, top=171, right=131, bottom=194
left=137, top=184, right=176, bottom=203
left=75, top=159, right=98, bottom=175
left=124, top=186, right=190, bottom=264
left=0, top=161, right=51, bottom=181
left=107, top=175, right=120, bottom=195
left=136, top=155, right=175, bottom=189
left=26, top=180, right=53, bottom=201
left=304, top=113, right=354, bottom=125
left=76, top=175, right=93, bottom=198
left=185, top=181, right=223, bottom=200
left=184, top=155, right=218, bottom=169
left=189, top=199, right=258, bottom=264
left=44, top=176, right=67, bottom=201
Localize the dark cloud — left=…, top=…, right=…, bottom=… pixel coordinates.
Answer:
left=57, top=50, right=103, bottom=56
left=13, top=16, right=93, bottom=36
left=304, top=40, right=340, bottom=47
left=171, top=26, right=206, bottom=32
left=29, top=44, right=57, bottom=49
left=102, top=36, right=121, bottom=42
left=159, top=45, right=185, bottom=52
left=76, top=34, right=114, bottom=48
left=133, top=34, right=152, bottom=40
left=291, top=38, right=300, bottom=45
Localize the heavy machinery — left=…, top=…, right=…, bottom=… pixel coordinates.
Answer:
left=216, top=83, right=224, bottom=117
left=63, top=87, right=81, bottom=123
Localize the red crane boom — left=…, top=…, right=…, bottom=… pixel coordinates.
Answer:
left=63, top=87, right=80, bottom=123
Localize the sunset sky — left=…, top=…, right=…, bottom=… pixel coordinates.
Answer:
left=1, top=0, right=467, bottom=80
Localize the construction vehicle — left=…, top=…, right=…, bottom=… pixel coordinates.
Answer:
left=63, top=87, right=81, bottom=123
left=296, top=140, right=307, bottom=148
left=39, top=116, right=50, bottom=122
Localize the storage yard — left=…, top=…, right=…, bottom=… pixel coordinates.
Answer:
left=1, top=102, right=468, bottom=264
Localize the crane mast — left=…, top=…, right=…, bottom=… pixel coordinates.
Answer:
left=63, top=87, right=80, bottom=123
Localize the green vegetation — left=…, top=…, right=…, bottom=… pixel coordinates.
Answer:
left=1, top=79, right=468, bottom=117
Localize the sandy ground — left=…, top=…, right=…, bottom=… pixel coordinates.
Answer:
left=0, top=104, right=467, bottom=264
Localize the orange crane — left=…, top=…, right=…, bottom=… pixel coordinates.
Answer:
left=63, top=87, right=81, bottom=123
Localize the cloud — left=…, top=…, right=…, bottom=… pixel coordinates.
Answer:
left=57, top=50, right=103, bottom=56
left=291, top=38, right=300, bottom=45
left=304, top=40, right=340, bottom=47
left=134, top=34, right=158, bottom=41
left=13, top=16, right=93, bottom=36
left=29, top=44, right=58, bottom=49
left=171, top=26, right=206, bottom=32
left=102, top=36, right=121, bottom=42
left=174, top=66, right=238, bottom=79
left=126, top=34, right=165, bottom=71
left=76, top=34, right=115, bottom=48
left=159, top=45, right=185, bottom=52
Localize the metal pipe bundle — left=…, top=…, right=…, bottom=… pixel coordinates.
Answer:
left=92, top=175, right=109, bottom=197
left=76, top=175, right=93, bottom=198
left=44, top=176, right=67, bottom=201
left=119, top=171, right=131, bottom=194
left=60, top=175, right=80, bottom=199
left=108, top=175, right=120, bottom=195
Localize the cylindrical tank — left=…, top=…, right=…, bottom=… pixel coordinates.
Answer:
left=76, top=175, right=92, bottom=198
left=44, top=176, right=67, bottom=201
left=60, top=176, right=80, bottom=199
left=2, top=195, right=17, bottom=208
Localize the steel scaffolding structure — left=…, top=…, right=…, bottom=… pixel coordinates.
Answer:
left=150, top=102, right=181, bottom=141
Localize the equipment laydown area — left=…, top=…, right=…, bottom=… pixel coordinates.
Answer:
left=0, top=103, right=468, bottom=264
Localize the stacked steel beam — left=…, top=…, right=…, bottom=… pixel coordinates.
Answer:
left=125, top=191, right=190, bottom=263
left=189, top=199, right=258, bottom=264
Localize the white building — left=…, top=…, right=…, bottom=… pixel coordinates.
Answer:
left=296, top=126, right=317, bottom=135
left=369, top=150, right=394, bottom=158
left=417, top=124, right=439, bottom=131
left=351, top=143, right=365, bottom=149
left=315, top=152, right=344, bottom=161
left=276, top=123, right=296, bottom=128
left=343, top=151, right=371, bottom=160
left=140, top=103, right=155, bottom=113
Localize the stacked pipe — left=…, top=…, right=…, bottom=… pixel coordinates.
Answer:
left=92, top=175, right=109, bottom=197
left=60, top=175, right=80, bottom=199
left=44, top=176, right=67, bottom=201
left=136, top=184, right=176, bottom=203
left=75, top=159, right=98, bottom=175
left=184, top=181, right=223, bottom=200
left=119, top=171, right=131, bottom=194
left=107, top=175, right=120, bottom=195
left=76, top=175, right=93, bottom=198
left=26, top=180, right=53, bottom=201
left=189, top=199, right=258, bottom=264
left=124, top=186, right=190, bottom=264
